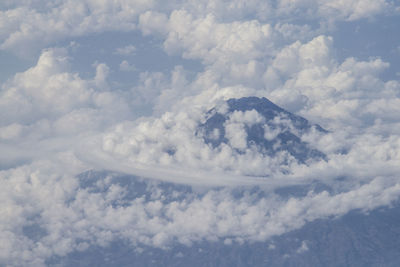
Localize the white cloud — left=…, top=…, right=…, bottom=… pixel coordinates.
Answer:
left=0, top=0, right=397, bottom=58
left=119, top=60, right=137, bottom=72
left=0, top=48, right=91, bottom=125
left=0, top=0, right=154, bottom=57
left=93, top=62, right=110, bottom=90
left=319, top=0, right=391, bottom=21
left=259, top=34, right=400, bottom=134
left=277, top=0, right=393, bottom=22
left=228, top=110, right=265, bottom=125
left=163, top=10, right=275, bottom=65
left=296, top=240, right=309, bottom=253
left=1, top=161, right=399, bottom=265
left=139, top=10, right=169, bottom=36
left=0, top=48, right=134, bottom=128
left=0, top=123, right=24, bottom=140
left=0, top=47, right=137, bottom=173
left=114, top=45, right=137, bottom=56
left=225, top=122, right=248, bottom=150
left=1, top=0, right=400, bottom=265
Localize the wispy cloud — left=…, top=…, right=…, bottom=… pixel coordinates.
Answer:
left=114, top=45, right=137, bottom=56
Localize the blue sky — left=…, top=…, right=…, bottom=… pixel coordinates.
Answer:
left=1, top=1, right=400, bottom=265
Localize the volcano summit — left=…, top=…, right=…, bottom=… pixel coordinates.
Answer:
left=200, top=97, right=326, bottom=165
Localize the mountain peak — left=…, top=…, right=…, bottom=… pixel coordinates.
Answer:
left=199, top=97, right=326, bottom=164
left=227, top=97, right=283, bottom=113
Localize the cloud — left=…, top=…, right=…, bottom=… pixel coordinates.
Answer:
left=318, top=0, right=391, bottom=21
left=0, top=48, right=90, bottom=125
left=251, top=34, right=400, bottom=134
left=1, top=162, right=399, bottom=265
left=296, top=241, right=309, bottom=253
left=79, top=28, right=400, bottom=181
left=163, top=10, right=275, bottom=64
left=0, top=47, right=137, bottom=173
left=139, top=11, right=169, bottom=36
left=1, top=0, right=400, bottom=265
left=0, top=0, right=154, bottom=57
left=1, top=0, right=397, bottom=58
left=114, top=45, right=137, bottom=56
left=119, top=60, right=137, bottom=72
left=0, top=48, right=135, bottom=128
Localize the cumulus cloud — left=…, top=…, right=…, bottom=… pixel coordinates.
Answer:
left=0, top=48, right=133, bottom=128
left=0, top=47, right=137, bottom=174
left=1, top=163, right=399, bottom=265
left=119, top=60, right=137, bottom=72
left=162, top=10, right=275, bottom=64
left=0, top=0, right=154, bottom=57
left=1, top=0, right=397, bottom=58
left=1, top=0, right=400, bottom=265
left=318, top=0, right=391, bottom=21
left=1, top=48, right=90, bottom=125
left=262, top=35, right=400, bottom=133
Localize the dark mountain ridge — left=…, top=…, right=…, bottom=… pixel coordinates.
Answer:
left=199, top=97, right=326, bottom=163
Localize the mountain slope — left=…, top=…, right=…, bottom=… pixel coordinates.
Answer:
left=200, top=97, right=326, bottom=164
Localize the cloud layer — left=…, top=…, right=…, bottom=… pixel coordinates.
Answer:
left=1, top=0, right=400, bottom=265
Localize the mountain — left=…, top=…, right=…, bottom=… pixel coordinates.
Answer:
left=199, top=97, right=326, bottom=164
left=29, top=98, right=400, bottom=266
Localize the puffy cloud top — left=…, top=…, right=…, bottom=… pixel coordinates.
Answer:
left=1, top=0, right=400, bottom=265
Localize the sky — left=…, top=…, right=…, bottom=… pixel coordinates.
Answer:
left=1, top=0, right=400, bottom=266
